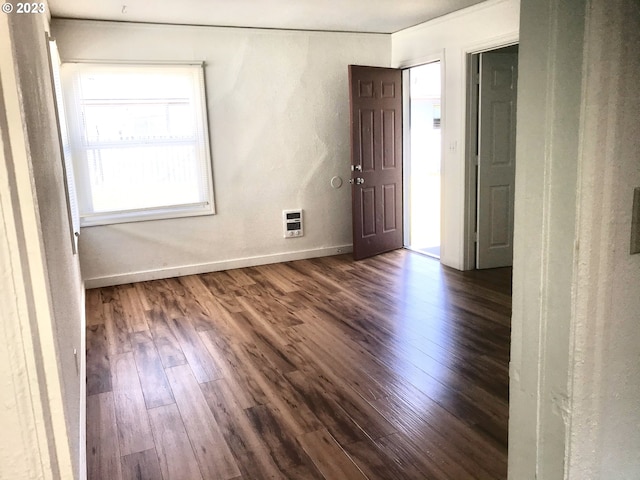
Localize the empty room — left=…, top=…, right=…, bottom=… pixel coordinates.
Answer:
left=1, top=0, right=639, bottom=479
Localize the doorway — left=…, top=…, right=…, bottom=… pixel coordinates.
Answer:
left=466, top=45, right=519, bottom=269
left=405, top=61, right=442, bottom=259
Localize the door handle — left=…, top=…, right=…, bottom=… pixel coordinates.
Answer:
left=349, top=178, right=365, bottom=185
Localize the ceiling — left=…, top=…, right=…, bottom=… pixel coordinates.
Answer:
left=48, top=0, right=488, bottom=34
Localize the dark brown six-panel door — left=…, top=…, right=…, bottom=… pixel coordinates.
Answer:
left=349, top=65, right=403, bottom=261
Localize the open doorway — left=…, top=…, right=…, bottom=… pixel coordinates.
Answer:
left=405, top=61, right=442, bottom=258
left=465, top=44, right=519, bottom=269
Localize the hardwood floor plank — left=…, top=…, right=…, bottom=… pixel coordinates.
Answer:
left=180, top=297, right=217, bottom=332
left=120, top=286, right=150, bottom=333
left=242, top=352, right=323, bottom=436
left=236, top=295, right=301, bottom=348
left=386, top=379, right=508, bottom=462
left=111, top=352, right=155, bottom=456
left=148, top=279, right=187, bottom=319
left=165, top=364, right=241, bottom=479
left=148, top=403, right=203, bottom=480
left=197, top=271, right=229, bottom=296
left=86, top=288, right=104, bottom=327
left=120, top=449, right=163, bottom=480
left=167, top=316, right=223, bottom=383
left=259, top=263, right=300, bottom=293
left=285, top=370, right=369, bottom=445
left=220, top=334, right=322, bottom=437
left=131, top=335, right=175, bottom=409
left=86, top=324, right=112, bottom=396
left=100, top=285, right=119, bottom=304
left=374, top=433, right=454, bottom=480
left=287, top=364, right=396, bottom=440
left=130, top=330, right=154, bottom=344
left=87, top=392, right=122, bottom=480
left=289, top=317, right=390, bottom=402
left=234, top=313, right=298, bottom=374
left=297, top=428, right=368, bottom=480
left=224, top=267, right=257, bottom=287
left=244, top=404, right=323, bottom=479
left=343, top=437, right=426, bottom=480
left=199, top=329, right=267, bottom=409
left=200, top=379, right=287, bottom=480
left=145, top=307, right=187, bottom=368
left=336, top=320, right=509, bottom=443
left=104, top=301, right=132, bottom=356
left=177, top=276, right=237, bottom=334
left=133, top=283, right=153, bottom=311
left=372, top=392, right=503, bottom=479
left=198, top=272, right=246, bottom=311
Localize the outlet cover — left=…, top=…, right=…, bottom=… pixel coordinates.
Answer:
left=631, top=188, right=640, bottom=255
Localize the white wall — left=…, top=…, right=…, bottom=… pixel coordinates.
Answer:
left=509, top=0, right=640, bottom=478
left=508, top=0, right=585, bottom=475
left=0, top=9, right=80, bottom=480
left=391, top=0, right=520, bottom=270
left=52, top=19, right=390, bottom=287
left=566, top=0, right=640, bottom=477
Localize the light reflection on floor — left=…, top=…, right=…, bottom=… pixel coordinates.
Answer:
left=385, top=253, right=455, bottom=405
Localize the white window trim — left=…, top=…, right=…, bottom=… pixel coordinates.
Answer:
left=47, top=38, right=80, bottom=252
left=61, top=61, right=215, bottom=227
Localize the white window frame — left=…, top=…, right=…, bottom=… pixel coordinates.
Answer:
left=47, top=39, right=80, bottom=252
left=60, top=61, right=215, bottom=227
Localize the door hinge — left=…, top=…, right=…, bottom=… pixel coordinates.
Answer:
left=474, top=155, right=479, bottom=166
left=474, top=231, right=478, bottom=242
left=474, top=73, right=480, bottom=85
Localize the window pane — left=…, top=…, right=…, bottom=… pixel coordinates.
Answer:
left=87, top=145, right=205, bottom=212
left=78, top=69, right=194, bottom=101
left=82, top=103, right=195, bottom=143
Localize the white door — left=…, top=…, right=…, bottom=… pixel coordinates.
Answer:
left=476, top=50, right=518, bottom=268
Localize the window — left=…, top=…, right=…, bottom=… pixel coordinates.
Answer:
left=61, top=63, right=214, bottom=226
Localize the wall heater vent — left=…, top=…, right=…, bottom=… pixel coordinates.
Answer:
left=283, top=209, right=303, bottom=238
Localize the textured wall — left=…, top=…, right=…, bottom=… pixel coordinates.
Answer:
left=9, top=12, right=84, bottom=479
left=510, top=0, right=640, bottom=478
left=509, top=0, right=586, bottom=476
left=567, top=0, right=640, bottom=477
left=0, top=10, right=82, bottom=480
left=52, top=19, right=390, bottom=286
left=391, top=0, right=520, bottom=270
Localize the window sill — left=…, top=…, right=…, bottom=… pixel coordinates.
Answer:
left=80, top=203, right=215, bottom=227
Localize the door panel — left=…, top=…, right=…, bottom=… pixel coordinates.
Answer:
left=490, top=185, right=511, bottom=245
left=382, top=110, right=397, bottom=168
left=476, top=52, right=518, bottom=268
left=382, top=184, right=397, bottom=232
left=349, top=65, right=403, bottom=260
left=361, top=188, right=376, bottom=237
left=360, top=110, right=375, bottom=170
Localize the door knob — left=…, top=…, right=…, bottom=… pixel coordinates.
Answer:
left=350, top=165, right=363, bottom=172
left=349, top=177, right=365, bottom=185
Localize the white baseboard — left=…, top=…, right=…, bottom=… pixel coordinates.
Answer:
left=84, top=244, right=353, bottom=289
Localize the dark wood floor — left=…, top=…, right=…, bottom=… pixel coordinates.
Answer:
left=85, top=249, right=511, bottom=480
